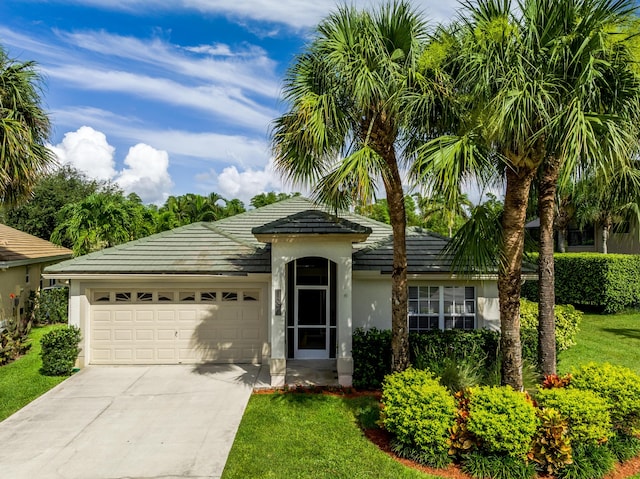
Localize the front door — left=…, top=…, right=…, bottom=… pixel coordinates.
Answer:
left=294, top=287, right=329, bottom=359
left=287, top=257, right=337, bottom=359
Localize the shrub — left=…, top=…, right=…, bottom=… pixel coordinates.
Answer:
left=536, top=388, right=611, bottom=445
left=461, top=451, right=536, bottom=479
left=519, top=299, right=582, bottom=364
left=522, top=253, right=640, bottom=313
left=352, top=328, right=391, bottom=389
left=527, top=408, right=572, bottom=475
left=569, top=362, right=640, bottom=434
left=466, top=386, right=538, bottom=458
left=556, top=444, right=616, bottom=479
left=40, top=326, right=81, bottom=376
left=33, top=287, right=69, bottom=325
left=606, top=432, right=640, bottom=462
left=381, top=368, right=456, bottom=467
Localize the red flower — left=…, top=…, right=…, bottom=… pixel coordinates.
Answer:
left=9, top=293, right=15, bottom=299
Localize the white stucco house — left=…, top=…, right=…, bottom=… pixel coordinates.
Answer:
left=44, top=197, right=504, bottom=387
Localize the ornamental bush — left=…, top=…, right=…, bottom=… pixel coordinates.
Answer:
left=352, top=328, right=392, bottom=389
left=536, top=388, right=611, bottom=445
left=381, top=368, right=456, bottom=467
left=522, top=253, right=640, bottom=313
left=40, top=326, right=81, bottom=376
left=466, top=386, right=538, bottom=458
left=569, top=362, right=640, bottom=434
left=33, top=287, right=69, bottom=325
left=519, top=299, right=581, bottom=365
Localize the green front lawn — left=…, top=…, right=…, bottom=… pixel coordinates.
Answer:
left=0, top=325, right=69, bottom=421
left=222, top=393, right=439, bottom=479
left=558, top=310, right=640, bottom=375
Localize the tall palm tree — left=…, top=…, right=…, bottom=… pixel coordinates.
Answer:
left=271, top=1, right=442, bottom=371
left=413, top=0, right=640, bottom=387
left=0, top=47, right=55, bottom=204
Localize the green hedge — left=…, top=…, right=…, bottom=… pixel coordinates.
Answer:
left=34, top=287, right=69, bottom=325
left=522, top=253, right=640, bottom=313
left=520, top=299, right=582, bottom=364
left=352, top=328, right=500, bottom=389
left=40, top=326, right=81, bottom=376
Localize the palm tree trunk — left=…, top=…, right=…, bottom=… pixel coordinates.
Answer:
left=602, top=221, right=611, bottom=254
left=499, top=165, right=536, bottom=390
left=537, top=159, right=558, bottom=376
left=382, top=154, right=409, bottom=373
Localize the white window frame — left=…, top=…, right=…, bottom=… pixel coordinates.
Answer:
left=408, top=285, right=476, bottom=332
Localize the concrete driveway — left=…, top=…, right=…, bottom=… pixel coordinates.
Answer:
left=0, top=364, right=260, bottom=479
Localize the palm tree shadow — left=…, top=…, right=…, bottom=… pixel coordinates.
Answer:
left=190, top=363, right=260, bottom=388
left=601, top=328, right=640, bottom=340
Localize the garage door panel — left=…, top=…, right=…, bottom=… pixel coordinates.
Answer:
left=90, top=288, right=265, bottom=365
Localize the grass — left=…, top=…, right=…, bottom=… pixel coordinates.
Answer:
left=0, top=324, right=69, bottom=421
left=558, top=309, right=640, bottom=375
left=222, top=393, right=439, bottom=479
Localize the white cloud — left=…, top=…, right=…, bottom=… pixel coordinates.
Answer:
left=52, top=107, right=271, bottom=168
left=116, top=144, right=173, bottom=205
left=48, top=126, right=173, bottom=204
left=48, top=126, right=117, bottom=181
left=50, top=0, right=461, bottom=28
left=195, top=160, right=286, bottom=204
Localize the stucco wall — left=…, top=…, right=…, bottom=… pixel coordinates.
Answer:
left=352, top=274, right=500, bottom=332
left=0, top=263, right=44, bottom=321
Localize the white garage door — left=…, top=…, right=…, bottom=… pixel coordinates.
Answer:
left=89, top=288, right=265, bottom=364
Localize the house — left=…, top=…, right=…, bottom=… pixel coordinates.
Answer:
left=0, top=224, right=73, bottom=320
left=526, top=216, right=640, bottom=254
left=44, top=197, right=503, bottom=387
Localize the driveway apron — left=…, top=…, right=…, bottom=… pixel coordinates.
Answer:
left=0, top=364, right=259, bottom=479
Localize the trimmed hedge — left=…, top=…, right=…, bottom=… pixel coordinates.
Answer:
left=520, top=299, right=582, bottom=365
left=40, top=326, right=81, bottom=376
left=381, top=368, right=456, bottom=467
left=522, top=253, right=640, bottom=313
left=352, top=328, right=500, bottom=389
left=33, top=287, right=69, bottom=325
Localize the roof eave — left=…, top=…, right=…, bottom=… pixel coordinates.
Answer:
left=253, top=232, right=370, bottom=243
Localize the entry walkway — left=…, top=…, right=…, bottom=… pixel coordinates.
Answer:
left=254, top=359, right=339, bottom=389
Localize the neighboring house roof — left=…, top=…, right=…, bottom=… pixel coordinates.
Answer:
left=46, top=196, right=501, bottom=277
left=0, top=224, right=72, bottom=269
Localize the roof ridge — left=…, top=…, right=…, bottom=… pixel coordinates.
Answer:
left=204, top=222, right=260, bottom=249
left=213, top=196, right=316, bottom=226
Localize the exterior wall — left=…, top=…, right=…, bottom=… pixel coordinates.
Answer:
left=0, top=262, right=47, bottom=321
left=270, top=238, right=354, bottom=387
left=352, top=274, right=500, bottom=332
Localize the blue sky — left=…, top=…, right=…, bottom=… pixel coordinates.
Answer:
left=1, top=1, right=462, bottom=204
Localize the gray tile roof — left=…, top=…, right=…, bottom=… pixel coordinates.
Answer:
left=252, top=210, right=372, bottom=236
left=45, top=197, right=390, bottom=275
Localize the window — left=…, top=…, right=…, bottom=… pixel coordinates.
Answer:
left=93, top=292, right=111, bottom=302
left=179, top=292, right=196, bottom=302
left=158, top=292, right=174, bottom=302
left=243, top=292, right=259, bottom=301
left=408, top=286, right=476, bottom=332
left=137, top=292, right=153, bottom=302
left=25, top=266, right=30, bottom=285
left=115, top=292, right=132, bottom=302
left=222, top=291, right=238, bottom=301
left=200, top=291, right=217, bottom=302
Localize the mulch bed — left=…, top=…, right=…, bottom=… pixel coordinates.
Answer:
left=252, top=386, right=640, bottom=478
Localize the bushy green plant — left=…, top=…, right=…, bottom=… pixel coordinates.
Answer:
left=519, top=299, right=582, bottom=364
left=461, top=451, right=536, bottom=479
left=522, top=254, right=640, bottom=313
left=606, top=431, right=640, bottom=462
left=556, top=444, right=616, bottom=479
left=381, top=368, right=456, bottom=467
left=536, top=388, right=611, bottom=445
left=528, top=408, right=572, bottom=475
left=466, top=386, right=538, bottom=458
left=569, top=362, right=640, bottom=434
left=352, top=328, right=391, bottom=389
left=33, top=287, right=69, bottom=325
left=40, top=325, right=81, bottom=376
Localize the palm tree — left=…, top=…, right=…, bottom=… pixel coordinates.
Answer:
left=0, top=47, right=55, bottom=204
left=414, top=192, right=471, bottom=237
left=413, top=0, right=640, bottom=387
left=271, top=1, right=441, bottom=371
